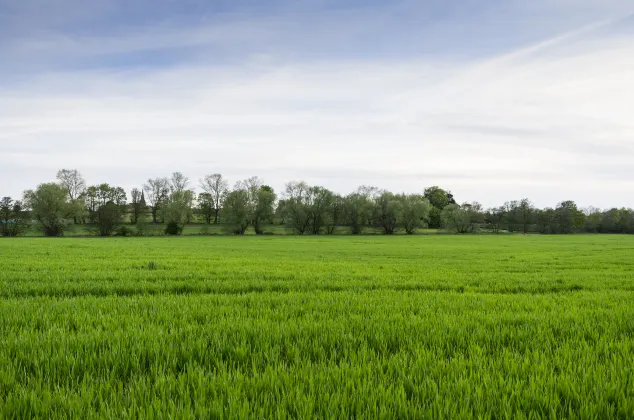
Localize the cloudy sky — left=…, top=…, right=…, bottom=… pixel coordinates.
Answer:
left=1, top=0, right=633, bottom=208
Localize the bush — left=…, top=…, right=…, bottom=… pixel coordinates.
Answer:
left=165, top=221, right=183, bottom=236
left=115, top=226, right=132, bottom=237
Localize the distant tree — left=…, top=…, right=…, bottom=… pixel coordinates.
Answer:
left=485, top=206, right=506, bottom=234
left=619, top=209, right=634, bottom=234
left=517, top=198, right=535, bottom=234
left=283, top=181, right=312, bottom=234
left=95, top=202, right=123, bottom=237
left=535, top=208, right=556, bottom=234
left=143, top=177, right=170, bottom=223
left=343, top=187, right=376, bottom=234
left=555, top=200, right=585, bottom=234
left=424, top=186, right=456, bottom=229
left=0, top=197, right=29, bottom=236
left=223, top=189, right=251, bottom=235
left=375, top=191, right=403, bottom=234
left=56, top=169, right=86, bottom=224
left=503, top=201, right=520, bottom=233
left=400, top=194, right=431, bottom=234
left=197, top=192, right=216, bottom=225
left=170, top=172, right=190, bottom=194
left=582, top=206, right=602, bottom=233
left=324, top=195, right=344, bottom=235
left=251, top=186, right=276, bottom=235
left=23, top=183, right=72, bottom=236
left=84, top=186, right=100, bottom=223
left=441, top=204, right=473, bottom=234
left=275, top=199, right=288, bottom=225
left=162, top=190, right=195, bottom=235
left=130, top=188, right=145, bottom=224
left=200, top=174, right=229, bottom=224
left=308, top=186, right=336, bottom=234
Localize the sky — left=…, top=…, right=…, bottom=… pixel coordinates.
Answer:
left=1, top=0, right=633, bottom=208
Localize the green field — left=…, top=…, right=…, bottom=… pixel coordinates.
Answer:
left=1, top=236, right=633, bottom=418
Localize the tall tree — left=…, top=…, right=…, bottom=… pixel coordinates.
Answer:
left=223, top=189, right=251, bottom=235
left=23, top=183, right=72, bottom=236
left=517, top=198, right=535, bottom=234
left=283, top=181, right=312, bottom=234
left=0, top=197, right=29, bottom=237
left=424, top=186, right=455, bottom=229
left=170, top=172, right=190, bottom=194
left=375, top=191, right=403, bottom=234
left=555, top=200, right=585, bottom=234
left=163, top=190, right=195, bottom=235
left=485, top=206, right=506, bottom=234
left=197, top=193, right=216, bottom=225
left=307, top=186, right=335, bottom=234
left=130, top=188, right=145, bottom=224
left=56, top=169, right=86, bottom=224
left=343, top=187, right=375, bottom=235
left=400, top=194, right=431, bottom=235
left=251, top=186, right=276, bottom=235
left=441, top=204, right=472, bottom=234
left=200, top=174, right=229, bottom=224
left=143, top=177, right=170, bottom=223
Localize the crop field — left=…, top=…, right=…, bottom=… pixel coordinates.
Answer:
left=1, top=236, right=634, bottom=418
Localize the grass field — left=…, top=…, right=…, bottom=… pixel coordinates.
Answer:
left=1, top=236, right=633, bottom=418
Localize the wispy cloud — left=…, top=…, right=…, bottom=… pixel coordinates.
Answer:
left=1, top=0, right=633, bottom=208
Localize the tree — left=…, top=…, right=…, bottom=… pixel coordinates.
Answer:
left=143, top=177, right=170, bottom=223
left=198, top=192, right=216, bottom=225
left=283, top=181, right=312, bottom=234
left=84, top=186, right=100, bottom=223
left=162, top=190, right=195, bottom=235
left=555, top=200, right=585, bottom=234
left=441, top=204, right=472, bottom=234
left=424, top=186, right=456, bottom=229
left=503, top=201, right=520, bottom=233
left=95, top=202, right=123, bottom=237
left=517, top=198, right=535, bottom=234
left=401, top=195, right=431, bottom=234
left=343, top=187, right=376, bottom=235
left=375, top=191, right=403, bottom=234
left=485, top=206, right=506, bottom=234
left=223, top=189, right=250, bottom=235
left=170, top=172, right=190, bottom=194
left=324, top=195, right=344, bottom=235
left=0, top=197, right=29, bottom=236
left=251, top=186, right=276, bottom=235
left=307, top=186, right=336, bottom=234
left=57, top=169, right=86, bottom=224
left=536, top=208, right=556, bottom=234
left=23, top=183, right=72, bottom=236
left=200, top=174, right=229, bottom=224
left=582, top=206, right=602, bottom=233
left=130, top=188, right=146, bottom=224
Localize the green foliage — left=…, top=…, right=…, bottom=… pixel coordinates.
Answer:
left=23, top=183, right=72, bottom=236
left=162, top=190, right=194, bottom=234
left=95, top=202, right=124, bottom=237
left=223, top=189, right=250, bottom=235
left=1, top=236, right=634, bottom=418
left=252, top=187, right=276, bottom=235
left=424, top=186, right=456, bottom=228
left=165, top=221, right=183, bottom=236
left=401, top=195, right=431, bottom=234
left=0, top=197, right=30, bottom=237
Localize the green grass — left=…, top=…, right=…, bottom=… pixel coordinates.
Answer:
left=1, top=236, right=633, bottom=418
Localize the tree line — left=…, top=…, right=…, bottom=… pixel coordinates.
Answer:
left=1, top=169, right=633, bottom=237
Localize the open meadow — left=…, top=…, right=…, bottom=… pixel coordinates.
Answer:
left=1, top=235, right=634, bottom=418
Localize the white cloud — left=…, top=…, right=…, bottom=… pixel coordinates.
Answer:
left=1, top=3, right=634, bottom=208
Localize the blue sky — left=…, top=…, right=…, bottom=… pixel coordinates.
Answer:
left=1, top=0, right=633, bottom=207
